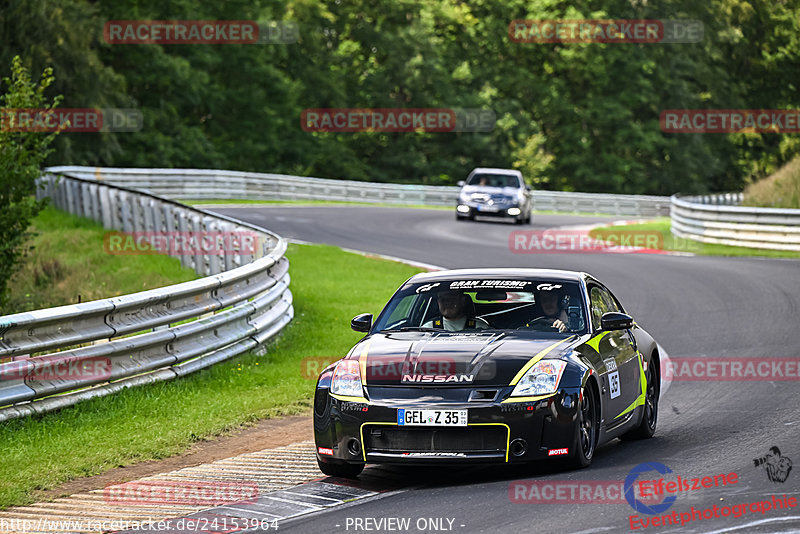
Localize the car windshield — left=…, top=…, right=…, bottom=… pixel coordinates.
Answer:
left=372, top=279, right=588, bottom=333
left=466, top=174, right=521, bottom=188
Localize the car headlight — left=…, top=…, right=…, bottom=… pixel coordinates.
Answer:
left=330, top=360, right=364, bottom=397
left=510, top=360, right=567, bottom=396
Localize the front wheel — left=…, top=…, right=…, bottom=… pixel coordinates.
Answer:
left=317, top=458, right=365, bottom=478
left=568, top=382, right=598, bottom=469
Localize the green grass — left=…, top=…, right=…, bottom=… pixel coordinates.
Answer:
left=0, top=242, right=422, bottom=509
left=590, top=218, right=800, bottom=258
left=743, top=156, right=800, bottom=209
left=3, top=207, right=198, bottom=315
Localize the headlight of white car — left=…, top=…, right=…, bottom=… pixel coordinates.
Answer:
left=330, top=360, right=365, bottom=397
left=510, top=359, right=567, bottom=396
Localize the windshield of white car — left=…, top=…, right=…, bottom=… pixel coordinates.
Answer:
left=466, top=174, right=521, bottom=188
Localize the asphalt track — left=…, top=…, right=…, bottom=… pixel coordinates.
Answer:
left=214, top=205, right=800, bottom=534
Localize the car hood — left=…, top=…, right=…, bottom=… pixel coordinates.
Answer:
left=351, top=331, right=582, bottom=387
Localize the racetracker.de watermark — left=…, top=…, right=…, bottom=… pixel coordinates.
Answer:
left=508, top=19, right=703, bottom=43
left=104, top=20, right=298, bottom=44
left=509, top=229, right=699, bottom=254
left=663, top=357, right=800, bottom=381
left=301, top=108, right=495, bottom=132
left=0, top=356, right=111, bottom=381
left=510, top=480, right=661, bottom=504
left=1, top=108, right=142, bottom=132
left=104, top=480, right=259, bottom=506
left=104, top=231, right=259, bottom=256
left=661, top=109, right=800, bottom=133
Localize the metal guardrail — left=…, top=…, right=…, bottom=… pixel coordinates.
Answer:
left=671, top=193, right=800, bottom=251
left=0, top=172, right=293, bottom=422
left=46, top=166, right=671, bottom=217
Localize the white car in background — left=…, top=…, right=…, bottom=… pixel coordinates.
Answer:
left=456, top=168, right=533, bottom=224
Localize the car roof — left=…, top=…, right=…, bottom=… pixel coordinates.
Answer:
left=407, top=268, right=588, bottom=284
left=468, top=168, right=522, bottom=177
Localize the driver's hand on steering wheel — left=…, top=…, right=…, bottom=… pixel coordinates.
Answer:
left=552, top=319, right=567, bottom=332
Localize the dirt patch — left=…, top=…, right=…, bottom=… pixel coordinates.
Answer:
left=34, top=413, right=313, bottom=501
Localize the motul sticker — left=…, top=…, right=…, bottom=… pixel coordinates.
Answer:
left=548, top=448, right=569, bottom=456
left=318, top=447, right=334, bottom=456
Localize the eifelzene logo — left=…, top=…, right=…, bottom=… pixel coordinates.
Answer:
left=401, top=373, right=475, bottom=383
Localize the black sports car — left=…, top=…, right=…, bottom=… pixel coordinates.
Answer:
left=313, top=268, right=660, bottom=478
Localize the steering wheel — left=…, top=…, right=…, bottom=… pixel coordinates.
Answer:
left=518, top=316, right=560, bottom=332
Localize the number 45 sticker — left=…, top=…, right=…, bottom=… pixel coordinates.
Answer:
left=604, top=358, right=621, bottom=399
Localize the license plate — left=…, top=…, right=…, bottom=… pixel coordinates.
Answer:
left=397, top=409, right=467, bottom=426
left=476, top=205, right=498, bottom=212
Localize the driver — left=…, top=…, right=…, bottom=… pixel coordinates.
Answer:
left=422, top=290, right=490, bottom=331
left=526, top=287, right=569, bottom=332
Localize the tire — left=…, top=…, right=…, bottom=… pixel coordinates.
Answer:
left=317, top=458, right=365, bottom=478
left=568, top=381, right=598, bottom=469
left=620, top=356, right=659, bottom=440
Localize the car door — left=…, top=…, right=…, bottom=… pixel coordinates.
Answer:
left=587, top=285, right=641, bottom=428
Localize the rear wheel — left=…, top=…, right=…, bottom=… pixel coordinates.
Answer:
left=620, top=357, right=658, bottom=440
left=317, top=458, right=364, bottom=478
left=568, top=382, right=598, bottom=469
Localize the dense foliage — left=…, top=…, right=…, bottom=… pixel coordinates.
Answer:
left=0, top=56, right=60, bottom=308
left=2, top=0, right=799, bottom=194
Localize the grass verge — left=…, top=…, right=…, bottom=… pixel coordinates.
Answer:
left=0, top=242, right=422, bottom=509
left=743, top=156, right=800, bottom=209
left=589, top=218, right=800, bottom=259
left=3, top=207, right=198, bottom=315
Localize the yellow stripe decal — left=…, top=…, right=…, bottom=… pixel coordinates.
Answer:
left=501, top=393, right=556, bottom=403
left=330, top=393, right=369, bottom=403
left=586, top=331, right=609, bottom=353
left=468, top=423, right=512, bottom=462
left=359, top=421, right=397, bottom=461
left=509, top=336, right=576, bottom=386
left=358, top=341, right=370, bottom=385
left=614, top=352, right=647, bottom=419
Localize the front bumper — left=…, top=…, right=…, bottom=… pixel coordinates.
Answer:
left=457, top=202, right=521, bottom=218
left=314, top=386, right=580, bottom=465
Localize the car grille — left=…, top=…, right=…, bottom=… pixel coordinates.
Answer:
left=364, top=426, right=506, bottom=453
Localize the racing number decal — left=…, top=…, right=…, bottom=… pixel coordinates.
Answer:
left=609, top=372, right=621, bottom=399
left=605, top=358, right=621, bottom=399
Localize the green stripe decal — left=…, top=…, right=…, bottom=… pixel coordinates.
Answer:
left=586, top=331, right=609, bottom=353
left=614, top=352, right=647, bottom=419
left=509, top=336, right=576, bottom=386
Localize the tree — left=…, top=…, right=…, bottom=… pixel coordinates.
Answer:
left=0, top=56, right=62, bottom=310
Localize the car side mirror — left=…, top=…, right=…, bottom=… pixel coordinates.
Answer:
left=600, top=312, right=633, bottom=331
left=351, top=313, right=373, bottom=332
left=457, top=180, right=465, bottom=187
